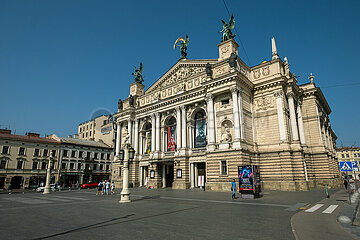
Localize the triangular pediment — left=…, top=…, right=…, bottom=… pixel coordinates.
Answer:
left=145, top=59, right=217, bottom=94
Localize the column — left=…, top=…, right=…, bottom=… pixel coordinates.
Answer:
left=315, top=104, right=324, bottom=145
left=134, top=119, right=139, bottom=154
left=162, top=165, right=166, bottom=188
left=250, top=96, right=256, bottom=143
left=274, top=91, right=287, bottom=141
left=127, top=120, right=133, bottom=145
left=205, top=93, right=215, bottom=144
left=176, top=107, right=182, bottom=149
left=139, top=135, right=143, bottom=155
left=155, top=113, right=161, bottom=151
left=151, top=114, right=156, bottom=152
left=115, top=122, right=121, bottom=158
left=287, top=92, right=299, bottom=141
left=297, top=102, right=306, bottom=145
left=322, top=124, right=327, bottom=148
left=231, top=87, right=241, bottom=141
left=181, top=106, right=187, bottom=148
left=190, top=163, right=195, bottom=188
left=194, top=163, right=198, bottom=187
left=139, top=166, right=143, bottom=187
left=237, top=88, right=245, bottom=140
left=188, top=125, right=193, bottom=149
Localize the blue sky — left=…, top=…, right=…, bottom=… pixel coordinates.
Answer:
left=0, top=0, right=359, bottom=146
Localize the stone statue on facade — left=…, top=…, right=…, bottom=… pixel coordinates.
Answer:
left=129, top=95, right=135, bottom=107
left=219, top=15, right=236, bottom=42
left=221, top=123, right=232, bottom=143
left=132, top=62, right=144, bottom=84
left=173, top=35, right=189, bottom=60
left=118, top=99, right=123, bottom=111
left=228, top=52, right=238, bottom=68
left=206, top=63, right=212, bottom=77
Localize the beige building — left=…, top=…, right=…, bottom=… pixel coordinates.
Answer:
left=77, top=115, right=115, bottom=148
left=48, top=134, right=113, bottom=186
left=112, top=37, right=340, bottom=191
left=337, top=146, right=360, bottom=178
left=0, top=129, right=60, bottom=190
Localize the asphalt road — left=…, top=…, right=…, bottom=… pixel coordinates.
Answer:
left=0, top=187, right=352, bottom=240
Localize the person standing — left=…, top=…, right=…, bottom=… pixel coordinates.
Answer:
left=343, top=178, right=348, bottom=190
left=96, top=181, right=103, bottom=196
left=105, top=180, right=110, bottom=195
left=111, top=182, right=115, bottom=195
left=231, top=179, right=236, bottom=199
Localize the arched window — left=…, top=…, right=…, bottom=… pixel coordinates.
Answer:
left=166, top=117, right=177, bottom=152
left=194, top=110, right=207, bottom=148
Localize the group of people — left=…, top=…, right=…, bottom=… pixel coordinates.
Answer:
left=343, top=177, right=357, bottom=193
left=96, top=180, right=115, bottom=196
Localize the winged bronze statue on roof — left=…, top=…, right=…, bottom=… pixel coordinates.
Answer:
left=219, top=15, right=236, bottom=42
left=132, top=62, right=144, bottom=84
left=173, top=35, right=189, bottom=60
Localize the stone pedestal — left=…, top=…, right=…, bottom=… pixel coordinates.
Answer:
left=130, top=82, right=145, bottom=96
left=217, top=39, right=239, bottom=61
left=219, top=143, right=230, bottom=150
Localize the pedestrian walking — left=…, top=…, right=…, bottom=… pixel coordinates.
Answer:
left=343, top=178, right=348, bottom=190
left=105, top=180, right=110, bottom=195
left=231, top=179, right=236, bottom=199
left=96, top=181, right=103, bottom=196
left=111, top=182, right=115, bottom=195
left=349, top=177, right=356, bottom=193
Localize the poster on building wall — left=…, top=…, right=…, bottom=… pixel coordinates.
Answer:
left=145, top=132, right=151, bottom=155
left=195, top=119, right=207, bottom=148
left=167, top=126, right=177, bottom=151
left=238, top=165, right=254, bottom=193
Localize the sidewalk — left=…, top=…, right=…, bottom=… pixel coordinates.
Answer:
left=337, top=188, right=360, bottom=239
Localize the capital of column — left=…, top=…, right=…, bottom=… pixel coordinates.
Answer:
left=274, top=91, right=283, bottom=98
left=286, top=91, right=295, bottom=99
left=180, top=105, right=186, bottom=111
left=230, top=86, right=239, bottom=94
left=205, top=93, right=213, bottom=103
left=155, top=112, right=160, bottom=118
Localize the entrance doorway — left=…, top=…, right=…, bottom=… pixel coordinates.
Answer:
left=10, top=176, right=23, bottom=189
left=166, top=165, right=174, bottom=187
left=196, top=162, right=206, bottom=187
left=0, top=177, right=5, bottom=189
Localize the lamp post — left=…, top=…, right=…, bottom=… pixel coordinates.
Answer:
left=43, top=157, right=52, bottom=194
left=119, top=139, right=135, bottom=203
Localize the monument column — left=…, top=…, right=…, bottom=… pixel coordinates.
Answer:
left=274, top=91, right=287, bottom=141
left=231, top=87, right=241, bottom=144
left=151, top=114, right=156, bottom=152
left=155, top=113, right=161, bottom=152
left=287, top=92, right=299, bottom=142
left=176, top=107, right=182, bottom=149
left=181, top=106, right=187, bottom=148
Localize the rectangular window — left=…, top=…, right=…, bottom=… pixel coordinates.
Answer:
left=100, top=164, right=103, bottom=170
left=41, top=162, right=47, bottom=170
left=221, top=99, right=230, bottom=105
left=17, top=160, right=23, bottom=169
left=78, top=163, right=82, bottom=170
left=346, top=154, right=350, bottom=158
left=2, top=146, right=9, bottom=154
left=107, top=153, right=110, bottom=160
left=34, top=148, right=40, bottom=157
left=86, top=152, right=91, bottom=159
left=101, top=153, right=105, bottom=160
left=94, top=153, right=98, bottom=159
left=0, top=160, right=6, bottom=169
left=90, top=131, right=92, bottom=136
left=85, top=163, right=89, bottom=170
left=71, top=150, right=76, bottom=158
left=221, top=161, right=227, bottom=175
left=341, top=154, right=345, bottom=158
left=51, top=150, right=56, bottom=157
left=79, top=151, right=83, bottom=158
left=61, top=163, right=66, bottom=169
left=43, top=149, right=48, bottom=157
left=19, top=147, right=26, bottom=156
left=70, top=163, right=75, bottom=170
left=32, top=162, right=38, bottom=170
left=106, top=165, right=109, bottom=171
left=63, top=150, right=68, bottom=157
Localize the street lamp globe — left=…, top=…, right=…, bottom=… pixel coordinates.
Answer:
left=129, top=147, right=135, bottom=160
left=119, top=149, right=124, bottom=161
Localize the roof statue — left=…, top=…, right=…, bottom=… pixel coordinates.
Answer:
left=132, top=62, right=144, bottom=84
left=173, top=35, right=189, bottom=60
left=219, top=15, right=236, bottom=42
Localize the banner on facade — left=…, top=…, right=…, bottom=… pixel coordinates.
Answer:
left=167, top=126, right=177, bottom=151
left=145, top=132, right=151, bottom=155
left=195, top=119, right=207, bottom=148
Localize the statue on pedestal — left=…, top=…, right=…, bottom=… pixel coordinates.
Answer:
left=174, top=35, right=189, bottom=60
left=118, top=99, right=123, bottom=111
left=132, top=62, right=144, bottom=84
left=221, top=123, right=232, bottom=143
left=219, top=15, right=236, bottom=42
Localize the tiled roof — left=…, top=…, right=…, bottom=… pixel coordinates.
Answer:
left=59, top=137, right=112, bottom=149
left=336, top=146, right=360, bottom=151
left=0, top=133, right=60, bottom=144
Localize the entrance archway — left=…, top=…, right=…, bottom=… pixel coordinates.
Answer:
left=10, top=176, right=23, bottom=189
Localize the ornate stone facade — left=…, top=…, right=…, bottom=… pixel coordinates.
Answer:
left=112, top=38, right=340, bottom=191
